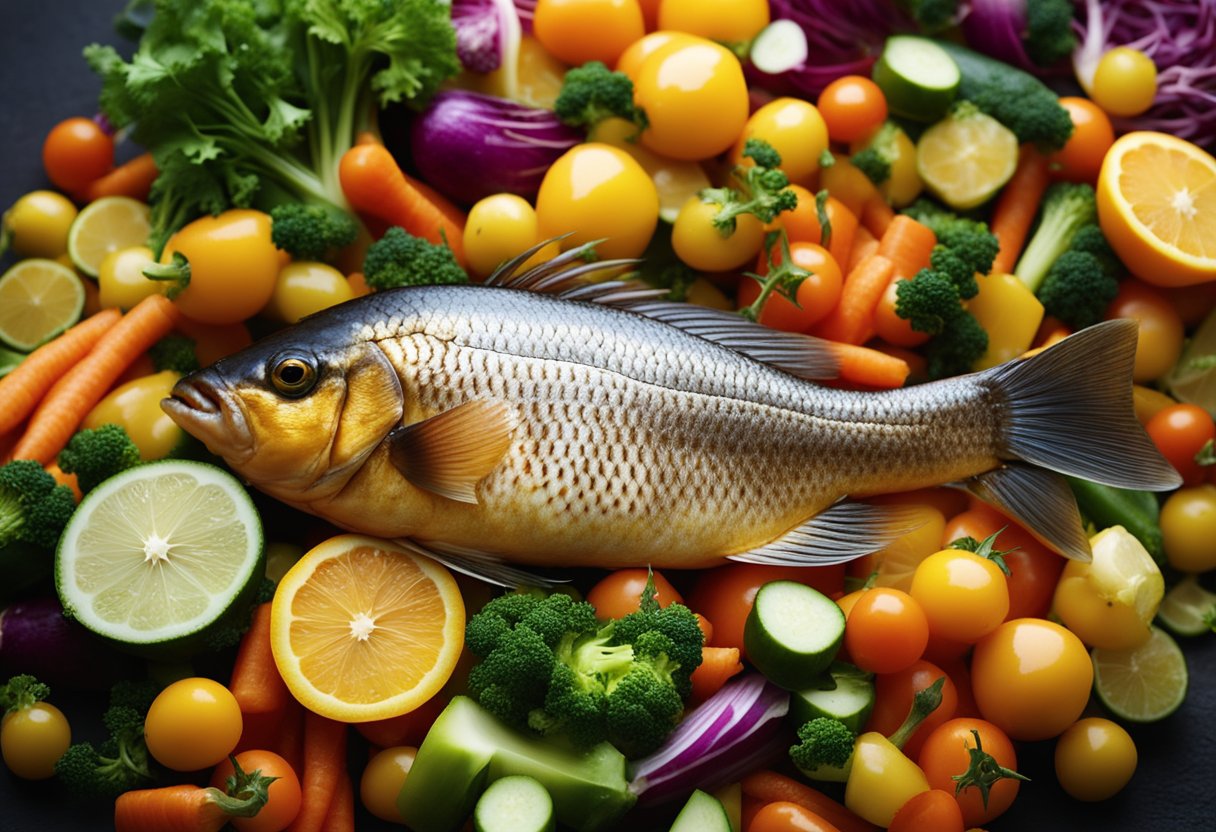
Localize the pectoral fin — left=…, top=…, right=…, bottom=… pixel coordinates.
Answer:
left=965, top=464, right=1092, bottom=561
left=729, top=500, right=926, bottom=566
left=388, top=400, right=519, bottom=504
left=395, top=538, right=563, bottom=588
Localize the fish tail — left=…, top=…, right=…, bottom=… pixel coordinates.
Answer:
left=985, top=318, right=1181, bottom=491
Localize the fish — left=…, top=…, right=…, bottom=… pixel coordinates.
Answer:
left=162, top=249, right=1181, bottom=585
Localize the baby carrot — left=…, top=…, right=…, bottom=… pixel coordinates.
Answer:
left=990, top=146, right=1050, bottom=275
left=230, top=604, right=289, bottom=716
left=114, top=759, right=276, bottom=832
left=741, top=771, right=880, bottom=832
left=826, top=340, right=912, bottom=389
left=689, top=646, right=744, bottom=704
left=876, top=215, right=937, bottom=282
left=321, top=771, right=355, bottom=832
left=846, top=225, right=879, bottom=274
left=860, top=196, right=896, bottom=238
left=83, top=153, right=158, bottom=203
left=286, top=712, right=347, bottom=832
left=811, top=254, right=896, bottom=346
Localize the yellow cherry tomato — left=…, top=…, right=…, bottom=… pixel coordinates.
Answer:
left=1054, top=718, right=1138, bottom=802
left=263, top=261, right=355, bottom=324
left=970, top=618, right=1093, bottom=741
left=615, top=31, right=701, bottom=80
left=1091, top=47, right=1157, bottom=118
left=84, top=370, right=186, bottom=461
left=1051, top=560, right=1154, bottom=650
left=657, top=0, right=770, bottom=45
left=1, top=703, right=71, bottom=780
left=634, top=38, right=750, bottom=161
left=533, top=0, right=645, bottom=68
left=536, top=143, right=659, bottom=260
left=360, top=745, right=417, bottom=822
left=3, top=190, right=77, bottom=258
left=98, top=245, right=163, bottom=311
left=671, top=196, right=765, bottom=272
left=464, top=193, right=559, bottom=280
left=730, top=98, right=830, bottom=187
left=1160, top=485, right=1216, bottom=573
left=909, top=548, right=1010, bottom=644
left=143, top=677, right=242, bottom=771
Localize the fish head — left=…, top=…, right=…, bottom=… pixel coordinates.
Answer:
left=161, top=318, right=404, bottom=501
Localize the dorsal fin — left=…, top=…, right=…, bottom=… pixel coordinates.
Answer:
left=485, top=238, right=641, bottom=292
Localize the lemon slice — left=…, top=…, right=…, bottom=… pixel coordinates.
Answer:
left=0, top=258, right=85, bottom=351
left=270, top=535, right=465, bottom=722
left=1092, top=626, right=1188, bottom=722
left=55, top=460, right=264, bottom=657
left=1157, top=575, right=1216, bottom=638
left=67, top=195, right=151, bottom=278
left=916, top=106, right=1018, bottom=210
left=1088, top=525, right=1165, bottom=625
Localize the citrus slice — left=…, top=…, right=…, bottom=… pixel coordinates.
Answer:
left=864, top=504, right=946, bottom=592
left=1157, top=575, right=1216, bottom=638
left=55, top=460, right=264, bottom=657
left=67, top=195, right=151, bottom=278
left=1097, top=131, right=1216, bottom=288
left=916, top=106, right=1018, bottom=210
left=1168, top=301, right=1216, bottom=411
left=1087, top=525, right=1165, bottom=625
left=1091, top=626, right=1188, bottom=722
left=0, top=258, right=85, bottom=351
left=270, top=535, right=465, bottom=722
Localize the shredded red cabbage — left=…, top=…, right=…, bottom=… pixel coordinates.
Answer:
left=513, top=0, right=536, bottom=33
left=1073, top=0, right=1216, bottom=149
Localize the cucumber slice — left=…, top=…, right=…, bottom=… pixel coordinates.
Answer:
left=669, top=789, right=732, bottom=832
left=744, top=581, right=845, bottom=691
left=474, top=775, right=555, bottom=832
left=872, top=35, right=960, bottom=122
left=749, top=20, right=808, bottom=75
left=790, top=663, right=876, bottom=735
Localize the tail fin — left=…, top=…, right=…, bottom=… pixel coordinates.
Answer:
left=985, top=319, right=1181, bottom=491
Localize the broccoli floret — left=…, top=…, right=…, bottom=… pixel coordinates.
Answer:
left=1069, top=224, right=1121, bottom=274
left=602, top=658, right=685, bottom=759
left=609, top=576, right=704, bottom=699
left=1025, top=0, right=1078, bottom=67
left=0, top=460, right=76, bottom=550
left=1037, top=251, right=1120, bottom=329
left=0, top=674, right=51, bottom=713
left=902, top=198, right=1000, bottom=279
left=554, top=61, right=647, bottom=134
left=1013, top=182, right=1098, bottom=292
left=925, top=309, right=989, bottom=380
left=896, top=269, right=961, bottom=335
left=700, top=139, right=798, bottom=234
left=270, top=202, right=359, bottom=262
left=850, top=122, right=902, bottom=186
left=906, top=0, right=961, bottom=32
left=149, top=334, right=199, bottom=375
left=57, top=423, right=143, bottom=494
left=362, top=227, right=469, bottom=291
left=56, top=685, right=156, bottom=799
left=790, top=717, right=856, bottom=778
left=928, top=246, right=979, bottom=300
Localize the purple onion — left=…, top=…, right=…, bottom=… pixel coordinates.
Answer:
left=0, top=596, right=139, bottom=690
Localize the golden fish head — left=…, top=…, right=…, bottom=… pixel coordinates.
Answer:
left=161, top=321, right=403, bottom=501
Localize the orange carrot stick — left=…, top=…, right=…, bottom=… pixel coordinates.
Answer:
left=872, top=279, right=930, bottom=348
left=990, top=146, right=1050, bottom=275
left=0, top=309, right=122, bottom=435
left=338, top=143, right=466, bottom=267
left=846, top=225, right=879, bottom=275
left=230, top=604, right=288, bottom=716
left=741, top=771, right=881, bottom=832
left=114, top=773, right=275, bottom=832
left=876, top=215, right=937, bottom=282
left=810, top=254, right=895, bottom=346
left=287, top=712, right=347, bottom=832
left=321, top=771, right=355, bottom=832
left=860, top=196, right=896, bottom=238
left=10, top=296, right=180, bottom=465
left=83, top=153, right=158, bottom=203
left=826, top=340, right=911, bottom=389
left=689, top=646, right=744, bottom=705
left=273, top=697, right=306, bottom=775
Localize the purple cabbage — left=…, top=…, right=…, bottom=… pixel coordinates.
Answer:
left=962, top=0, right=1038, bottom=70
left=452, top=0, right=522, bottom=73
left=513, top=0, right=537, bottom=33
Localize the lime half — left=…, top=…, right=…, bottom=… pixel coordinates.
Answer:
left=917, top=107, right=1018, bottom=210
left=1092, top=626, right=1188, bottom=722
left=0, top=258, right=85, bottom=351
left=1157, top=575, right=1216, bottom=637
left=67, top=195, right=151, bottom=278
left=56, top=460, right=264, bottom=657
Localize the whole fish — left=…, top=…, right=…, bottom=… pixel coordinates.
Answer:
left=162, top=255, right=1179, bottom=584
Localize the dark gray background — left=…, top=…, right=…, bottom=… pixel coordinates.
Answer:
left=1, top=3, right=1213, bottom=830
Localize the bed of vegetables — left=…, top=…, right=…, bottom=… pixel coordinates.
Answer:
left=1, top=1, right=1215, bottom=831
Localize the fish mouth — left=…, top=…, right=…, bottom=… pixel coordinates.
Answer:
left=161, top=374, right=255, bottom=464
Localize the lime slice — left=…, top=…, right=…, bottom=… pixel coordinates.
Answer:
left=0, top=258, right=85, bottom=351
left=916, top=106, right=1019, bottom=210
left=55, top=460, right=264, bottom=657
left=1092, top=626, right=1188, bottom=722
left=1088, top=525, right=1165, bottom=624
left=1157, top=575, right=1216, bottom=637
left=1168, top=304, right=1216, bottom=411
left=67, top=195, right=151, bottom=278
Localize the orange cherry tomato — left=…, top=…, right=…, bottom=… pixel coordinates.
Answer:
left=42, top=116, right=113, bottom=193
left=585, top=568, right=684, bottom=619
left=1048, top=97, right=1115, bottom=184
left=865, top=659, right=959, bottom=759
left=816, top=76, right=889, bottom=144
left=843, top=588, right=929, bottom=674
left=888, top=788, right=965, bottom=832
left=210, top=750, right=302, bottom=832
left=775, top=186, right=859, bottom=269
left=532, top=0, right=645, bottom=67
left=749, top=801, right=843, bottom=832
left=737, top=242, right=844, bottom=332
left=918, top=718, right=1022, bottom=827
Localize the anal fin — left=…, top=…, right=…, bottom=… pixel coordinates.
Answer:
left=388, top=400, right=519, bottom=504
left=729, top=500, right=925, bottom=567
left=965, top=463, right=1092, bottom=561
left=395, top=538, right=564, bottom=588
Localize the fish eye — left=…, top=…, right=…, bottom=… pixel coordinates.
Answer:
left=269, top=355, right=318, bottom=397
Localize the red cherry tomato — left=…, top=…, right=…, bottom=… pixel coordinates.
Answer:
left=210, top=750, right=302, bottom=832
left=888, top=789, right=965, bottom=832
left=918, top=718, right=1023, bottom=827
left=865, top=659, right=959, bottom=759
left=1146, top=403, right=1216, bottom=486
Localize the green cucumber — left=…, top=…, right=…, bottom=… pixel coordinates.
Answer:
left=871, top=35, right=960, bottom=122
left=789, top=663, right=876, bottom=735
left=744, top=581, right=845, bottom=691
left=474, top=775, right=555, bottom=832
left=669, top=789, right=732, bottom=832
left=1067, top=476, right=1165, bottom=565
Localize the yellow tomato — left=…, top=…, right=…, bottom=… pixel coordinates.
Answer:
left=97, top=245, right=163, bottom=311
left=909, top=548, right=1010, bottom=644
left=731, top=98, right=830, bottom=187
left=533, top=0, right=645, bottom=67
left=615, top=31, right=701, bottom=80
left=1160, top=485, right=1216, bottom=573
left=1052, top=560, right=1154, bottom=650
left=3, top=190, right=77, bottom=258
left=263, top=261, right=355, bottom=324
left=360, top=745, right=417, bottom=822
left=671, top=196, right=765, bottom=272
left=536, top=143, right=659, bottom=260
left=1054, top=718, right=1138, bottom=802
left=464, top=193, right=559, bottom=280
left=634, top=38, right=749, bottom=161
left=84, top=370, right=187, bottom=461
left=657, top=0, right=770, bottom=44
left=1, top=703, right=71, bottom=780
left=143, top=677, right=242, bottom=772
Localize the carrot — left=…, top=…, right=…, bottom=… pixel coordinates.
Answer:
left=10, top=296, right=180, bottom=465
left=876, top=215, right=937, bottom=282
left=860, top=196, right=896, bottom=238
left=689, top=646, right=744, bottom=704
left=83, top=153, right=158, bottom=203
left=338, top=143, right=466, bottom=267
left=287, top=712, right=347, bottom=832
left=872, top=280, right=929, bottom=348
left=826, top=340, right=911, bottom=389
left=846, top=225, right=879, bottom=274
left=115, top=761, right=278, bottom=832
left=810, top=254, right=895, bottom=346
left=741, top=771, right=880, bottom=832
left=321, top=771, right=355, bottom=832
left=0, top=309, right=121, bottom=436
left=990, top=146, right=1050, bottom=275
left=45, top=463, right=81, bottom=502
left=273, top=697, right=306, bottom=775
left=694, top=613, right=714, bottom=645
left=230, top=603, right=289, bottom=716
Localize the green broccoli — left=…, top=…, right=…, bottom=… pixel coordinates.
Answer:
left=1, top=674, right=51, bottom=713
left=56, top=681, right=158, bottom=798
left=789, top=717, right=856, bottom=781
left=57, top=423, right=143, bottom=494
left=1013, top=182, right=1098, bottom=292
left=905, top=0, right=961, bottom=32
left=850, top=122, right=902, bottom=186
left=362, top=227, right=469, bottom=291
left=1024, top=0, right=1078, bottom=67
left=1069, top=223, right=1121, bottom=274
left=554, top=61, right=647, bottom=134
left=0, top=460, right=76, bottom=551
left=270, top=203, right=360, bottom=262
left=700, top=139, right=798, bottom=235
left=902, top=198, right=1001, bottom=282
left=149, top=334, right=199, bottom=375
left=1037, top=251, right=1120, bottom=329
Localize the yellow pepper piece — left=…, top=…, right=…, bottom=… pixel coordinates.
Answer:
left=844, top=732, right=930, bottom=827
left=968, top=271, right=1045, bottom=370
left=1133, top=384, right=1178, bottom=425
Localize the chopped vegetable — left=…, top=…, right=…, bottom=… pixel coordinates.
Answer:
left=701, top=139, right=799, bottom=234
left=57, top=423, right=142, bottom=495
left=554, top=61, right=647, bottom=135
left=55, top=681, right=158, bottom=798
left=452, top=0, right=522, bottom=74
left=790, top=717, right=857, bottom=782
left=113, top=755, right=277, bottom=832
left=363, top=227, right=469, bottom=291
left=269, top=203, right=358, bottom=263
left=0, top=460, right=76, bottom=552
left=1012, top=182, right=1098, bottom=293
left=960, top=0, right=1078, bottom=70
left=148, top=335, right=198, bottom=375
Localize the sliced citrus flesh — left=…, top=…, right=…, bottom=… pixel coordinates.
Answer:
left=916, top=107, right=1018, bottom=210
left=1092, top=626, right=1188, bottom=722
left=1097, top=131, right=1216, bottom=287
left=0, top=258, right=85, bottom=351
left=67, top=195, right=151, bottom=278
left=1167, top=304, right=1216, bottom=410
left=271, top=535, right=465, bottom=722
left=1157, top=575, right=1216, bottom=638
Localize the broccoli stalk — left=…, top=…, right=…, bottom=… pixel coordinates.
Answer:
left=0, top=461, right=76, bottom=552
left=362, top=227, right=469, bottom=291
left=700, top=139, right=798, bottom=235
left=554, top=61, right=648, bottom=135
left=57, top=424, right=143, bottom=494
left=270, top=203, right=359, bottom=262
left=1014, top=182, right=1098, bottom=293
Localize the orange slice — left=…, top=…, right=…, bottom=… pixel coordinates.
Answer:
left=270, top=535, right=465, bottom=722
left=1097, top=131, right=1216, bottom=287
